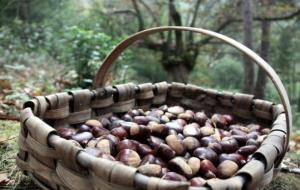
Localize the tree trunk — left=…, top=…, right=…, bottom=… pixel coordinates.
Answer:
left=255, top=20, right=271, bottom=99
left=241, top=0, right=254, bottom=93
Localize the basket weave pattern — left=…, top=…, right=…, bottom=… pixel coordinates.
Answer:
left=17, top=82, right=287, bottom=190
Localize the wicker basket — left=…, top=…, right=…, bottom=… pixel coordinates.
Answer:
left=16, top=27, right=292, bottom=190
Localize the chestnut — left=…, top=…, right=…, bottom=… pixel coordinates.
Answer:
left=87, top=139, right=98, bottom=147
left=237, top=145, right=258, bottom=156
left=183, top=137, right=200, bottom=152
left=193, top=147, right=218, bottom=164
left=167, top=106, right=184, bottom=115
left=92, top=126, right=110, bottom=138
left=137, top=144, right=154, bottom=157
left=156, top=144, right=176, bottom=161
left=231, top=135, right=248, bottom=146
left=138, top=164, right=162, bottom=177
left=147, top=136, right=165, bottom=149
left=231, top=128, right=247, bottom=136
left=200, top=126, right=215, bottom=137
left=208, top=142, right=222, bottom=154
left=246, top=138, right=260, bottom=146
left=183, top=123, right=201, bottom=138
left=168, top=157, right=193, bottom=178
left=100, top=134, right=120, bottom=146
left=122, top=114, right=133, bottom=122
left=164, top=112, right=177, bottom=120
left=176, top=118, right=187, bottom=126
left=247, top=131, right=259, bottom=140
left=199, top=159, right=217, bottom=179
left=219, top=153, right=246, bottom=166
left=116, top=149, right=141, bottom=167
left=146, top=115, right=160, bottom=123
left=158, top=105, right=168, bottom=112
left=162, top=172, right=187, bottom=182
left=130, top=124, right=151, bottom=139
left=220, top=138, right=239, bottom=153
left=189, top=177, right=206, bottom=187
left=194, top=112, right=208, bottom=126
left=128, top=109, right=140, bottom=117
left=96, top=139, right=115, bottom=156
left=223, top=114, right=233, bottom=124
left=165, top=134, right=186, bottom=155
left=261, top=128, right=271, bottom=135
left=217, top=160, right=238, bottom=178
left=71, top=131, right=93, bottom=146
left=160, top=115, right=170, bottom=123
left=85, top=119, right=103, bottom=128
left=178, top=112, right=193, bottom=121
left=166, top=121, right=184, bottom=133
left=77, top=124, right=91, bottom=133
left=247, top=124, right=262, bottom=132
left=211, top=114, right=228, bottom=129
left=200, top=136, right=218, bottom=147
left=188, top=157, right=201, bottom=176
left=111, top=127, right=128, bottom=140
left=117, top=139, right=138, bottom=152
left=119, top=122, right=138, bottom=132
left=57, top=127, right=76, bottom=139
left=140, top=154, right=157, bottom=165
left=99, top=117, right=111, bottom=128
left=133, top=116, right=150, bottom=125
left=147, top=122, right=168, bottom=137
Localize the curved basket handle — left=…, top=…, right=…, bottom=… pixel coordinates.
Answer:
left=93, top=26, right=292, bottom=157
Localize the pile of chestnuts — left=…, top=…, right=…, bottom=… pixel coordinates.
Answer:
left=56, top=105, right=270, bottom=187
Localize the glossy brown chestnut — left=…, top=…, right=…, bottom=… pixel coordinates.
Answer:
left=165, top=134, right=186, bottom=155
left=77, top=124, right=91, bottom=133
left=116, top=149, right=141, bottom=167
left=156, top=144, right=176, bottom=161
left=130, top=124, right=151, bottom=139
left=92, top=126, right=110, bottom=138
left=117, top=139, right=138, bottom=152
left=237, top=145, right=258, bottom=156
left=71, top=131, right=93, bottom=146
left=111, top=127, right=128, bottom=140
left=208, top=142, right=222, bottom=154
left=220, top=138, right=239, bottom=153
left=199, top=159, right=217, bottom=179
left=193, top=147, right=218, bottom=164
left=219, top=153, right=246, bottom=166
left=99, top=134, right=120, bottom=146
left=246, top=138, right=260, bottom=146
left=57, top=127, right=76, bottom=139
left=138, top=164, right=162, bottom=177
left=147, top=122, right=168, bottom=137
left=168, top=157, right=193, bottom=179
left=137, top=144, right=154, bottom=157
left=231, top=135, right=248, bottom=146
left=147, top=136, right=165, bottom=149
left=194, top=112, right=208, bottom=126
left=211, top=114, right=228, bottom=129
left=183, top=137, right=200, bottom=152
left=133, top=116, right=150, bottom=125
left=140, top=154, right=157, bottom=165
left=217, top=160, right=239, bottom=178
left=122, top=114, right=133, bottom=122
left=162, top=172, right=187, bottom=182
left=200, top=136, right=218, bottom=147
left=189, top=177, right=206, bottom=187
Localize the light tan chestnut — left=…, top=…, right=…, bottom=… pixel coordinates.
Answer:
left=168, top=157, right=193, bottom=179
left=200, top=126, right=215, bottom=137
left=188, top=157, right=201, bottom=176
left=85, top=119, right=103, bottom=128
left=165, top=134, right=186, bottom=155
left=138, top=164, right=162, bottom=177
left=96, top=139, right=115, bottom=156
left=116, top=149, right=141, bottom=167
left=182, top=137, right=200, bottom=151
left=217, top=160, right=239, bottom=178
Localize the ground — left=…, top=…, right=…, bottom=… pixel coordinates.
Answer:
left=0, top=120, right=299, bottom=189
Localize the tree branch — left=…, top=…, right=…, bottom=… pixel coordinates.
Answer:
left=169, top=0, right=183, bottom=51
left=131, top=0, right=144, bottom=31
left=188, top=0, right=202, bottom=44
